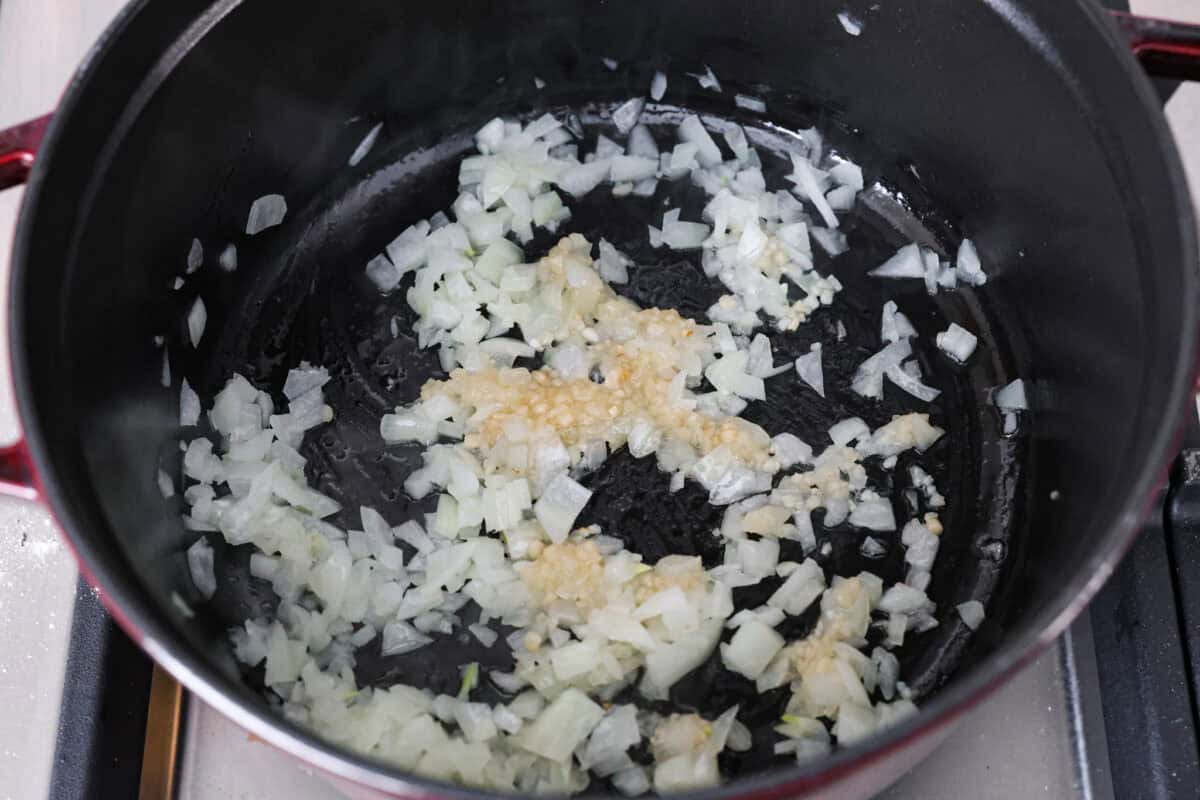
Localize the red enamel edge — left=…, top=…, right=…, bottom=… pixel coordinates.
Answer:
left=0, top=442, right=37, bottom=500
left=0, top=114, right=52, bottom=192
left=1109, top=10, right=1200, bottom=80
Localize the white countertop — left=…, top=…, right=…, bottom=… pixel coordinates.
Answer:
left=0, top=2, right=1197, bottom=799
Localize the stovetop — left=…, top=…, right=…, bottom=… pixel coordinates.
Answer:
left=3, top=1, right=1200, bottom=799
left=170, top=613, right=1117, bottom=800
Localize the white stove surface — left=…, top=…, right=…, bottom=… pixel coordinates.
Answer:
left=176, top=617, right=1113, bottom=800
left=1, top=1, right=1197, bottom=799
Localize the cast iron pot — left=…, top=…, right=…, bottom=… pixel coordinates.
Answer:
left=2, top=1, right=1200, bottom=798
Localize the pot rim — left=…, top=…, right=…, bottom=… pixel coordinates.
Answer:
left=8, top=0, right=1198, bottom=797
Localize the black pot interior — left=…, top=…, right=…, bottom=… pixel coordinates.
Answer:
left=13, top=0, right=1195, bottom=794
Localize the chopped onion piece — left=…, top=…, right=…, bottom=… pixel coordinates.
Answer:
left=520, top=688, right=605, bottom=762
left=678, top=115, right=722, bottom=167
left=157, top=469, right=175, bottom=499
left=366, top=254, right=400, bottom=292
left=771, top=433, right=812, bottom=468
left=1003, top=410, right=1019, bottom=435
left=386, top=221, right=431, bottom=275
left=641, top=618, right=723, bottom=699
left=837, top=10, right=863, bottom=35
left=349, top=122, right=382, bottom=166
left=690, top=64, right=722, bottom=92
left=533, top=473, right=592, bottom=543
left=956, top=238, right=988, bottom=285
left=186, top=537, right=216, bottom=599
left=469, top=623, right=498, bottom=648
left=662, top=218, right=712, bottom=250
left=810, top=226, right=847, bottom=255
left=788, top=154, right=838, bottom=229
left=734, top=94, right=767, bottom=113
left=885, top=363, right=941, bottom=402
left=705, top=351, right=764, bottom=400
left=581, top=705, right=641, bottom=776
left=768, top=558, right=825, bottom=615
left=720, top=620, right=785, bottom=680
left=283, top=363, right=330, bottom=399
left=610, top=154, right=658, bottom=183
left=994, top=378, right=1028, bottom=410
left=794, top=346, right=825, bottom=397
left=187, top=298, right=207, bottom=348
left=612, top=98, right=646, bottom=135
left=180, top=379, right=201, bottom=426
left=848, top=494, right=896, bottom=531
left=597, top=239, right=632, bottom=284
left=557, top=160, right=611, bottom=197
left=957, top=600, right=986, bottom=630
left=861, top=536, right=887, bottom=558
left=613, top=766, right=651, bottom=797
left=829, top=417, right=869, bottom=446
left=381, top=620, right=432, bottom=656
left=186, top=238, right=203, bottom=273
left=650, top=71, right=667, bottom=101
left=218, top=244, right=238, bottom=273
left=879, top=583, right=935, bottom=615
left=602, top=57, right=619, bottom=71
left=870, top=243, right=925, bottom=279
left=881, top=300, right=916, bottom=343
left=830, top=160, right=865, bottom=191
left=246, top=194, right=287, bottom=235
left=851, top=339, right=912, bottom=398
left=936, top=323, right=978, bottom=363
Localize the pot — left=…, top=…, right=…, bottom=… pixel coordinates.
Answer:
left=2, top=1, right=1199, bottom=797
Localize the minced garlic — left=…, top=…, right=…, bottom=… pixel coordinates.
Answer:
left=421, top=235, right=774, bottom=474
left=520, top=540, right=607, bottom=611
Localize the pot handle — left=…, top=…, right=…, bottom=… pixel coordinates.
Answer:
left=1110, top=11, right=1200, bottom=81
left=0, top=115, right=45, bottom=500
left=0, top=114, right=51, bottom=192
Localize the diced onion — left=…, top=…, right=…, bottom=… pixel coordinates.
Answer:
left=837, top=11, right=863, bottom=35
left=612, top=98, right=646, bottom=135
left=794, top=346, right=824, bottom=397
left=768, top=558, right=824, bottom=615
left=678, top=115, right=722, bottom=168
left=519, top=688, right=605, bottom=763
left=705, top=351, right=765, bottom=401
left=956, top=238, right=988, bottom=285
left=957, top=600, right=985, bottom=630
left=650, top=71, right=667, bottom=101
left=180, top=379, right=201, bottom=426
left=870, top=243, right=925, bottom=279
left=734, top=94, right=767, bottom=113
left=720, top=619, right=785, bottom=680
left=533, top=473, right=592, bottom=543
left=849, top=494, right=896, bottom=531
left=246, top=194, right=288, bottom=235
left=994, top=378, right=1028, bottom=411
left=187, top=238, right=203, bottom=273
left=349, top=122, right=383, bottom=167
left=936, top=323, right=978, bottom=363
left=881, top=300, right=916, bottom=343
left=885, top=364, right=941, bottom=402
left=186, top=537, right=217, bottom=599
left=381, top=620, right=433, bottom=655
left=689, top=65, right=722, bottom=92
left=187, top=298, right=207, bottom=348
left=218, top=244, right=238, bottom=272
left=828, top=417, right=869, bottom=446
left=860, top=537, right=887, bottom=558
